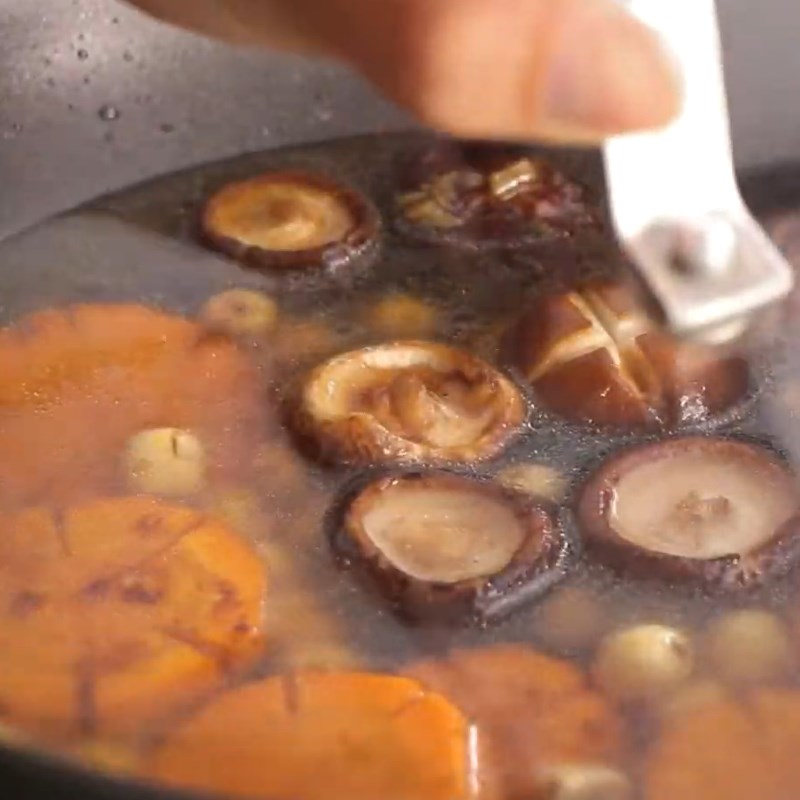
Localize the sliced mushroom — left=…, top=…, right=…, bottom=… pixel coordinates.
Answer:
left=394, top=142, right=596, bottom=249
left=504, top=281, right=751, bottom=430
left=333, top=471, right=573, bottom=624
left=293, top=341, right=526, bottom=466
left=202, top=170, right=380, bottom=278
left=576, top=437, right=800, bottom=589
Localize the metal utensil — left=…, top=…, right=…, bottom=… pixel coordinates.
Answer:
left=603, top=0, right=794, bottom=344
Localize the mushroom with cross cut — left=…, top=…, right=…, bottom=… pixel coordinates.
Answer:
left=503, top=281, right=750, bottom=430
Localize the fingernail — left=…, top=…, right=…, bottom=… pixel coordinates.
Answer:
left=540, top=1, right=683, bottom=138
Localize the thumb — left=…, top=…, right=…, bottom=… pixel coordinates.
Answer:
left=324, top=0, right=682, bottom=144
left=125, top=0, right=682, bottom=144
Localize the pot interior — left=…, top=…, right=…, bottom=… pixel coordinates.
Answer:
left=0, top=131, right=799, bottom=800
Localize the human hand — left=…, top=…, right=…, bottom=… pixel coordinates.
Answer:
left=126, top=0, right=681, bottom=144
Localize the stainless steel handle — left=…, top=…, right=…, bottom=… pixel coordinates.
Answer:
left=603, top=0, right=794, bottom=344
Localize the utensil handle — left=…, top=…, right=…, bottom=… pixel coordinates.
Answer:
left=603, top=0, right=794, bottom=344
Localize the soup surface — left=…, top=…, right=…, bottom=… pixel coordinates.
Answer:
left=0, top=133, right=800, bottom=800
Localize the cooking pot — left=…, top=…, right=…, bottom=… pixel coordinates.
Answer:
left=3, top=1, right=800, bottom=798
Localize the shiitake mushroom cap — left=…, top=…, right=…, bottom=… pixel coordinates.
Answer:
left=202, top=170, right=380, bottom=282
left=291, top=340, right=527, bottom=467
left=393, top=141, right=597, bottom=250
left=576, top=436, right=800, bottom=591
left=330, top=470, right=576, bottom=625
left=503, top=281, right=753, bottom=432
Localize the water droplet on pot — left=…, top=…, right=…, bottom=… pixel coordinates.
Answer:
left=3, top=123, right=22, bottom=140
left=123, top=51, right=134, bottom=62
left=159, top=123, right=175, bottom=134
left=77, top=49, right=89, bottom=61
left=98, top=105, right=121, bottom=122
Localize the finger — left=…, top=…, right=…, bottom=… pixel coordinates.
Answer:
left=312, top=0, right=682, bottom=143
left=124, top=0, right=319, bottom=51
left=125, top=0, right=255, bottom=43
left=124, top=0, right=682, bottom=144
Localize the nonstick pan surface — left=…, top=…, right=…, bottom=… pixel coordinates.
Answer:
left=4, top=1, right=800, bottom=799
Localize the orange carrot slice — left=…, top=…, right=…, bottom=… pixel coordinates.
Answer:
left=0, top=304, right=265, bottom=508
left=151, top=671, right=479, bottom=800
left=408, top=645, right=625, bottom=799
left=0, top=496, right=266, bottom=737
left=645, top=691, right=800, bottom=800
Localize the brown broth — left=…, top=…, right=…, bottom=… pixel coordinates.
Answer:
left=0, top=132, right=799, bottom=798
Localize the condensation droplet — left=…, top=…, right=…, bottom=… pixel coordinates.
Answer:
left=123, top=51, right=134, bottom=63
left=3, top=123, right=23, bottom=140
left=76, top=49, right=89, bottom=61
left=98, top=104, right=121, bottom=122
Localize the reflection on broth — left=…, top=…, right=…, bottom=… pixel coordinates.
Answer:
left=0, top=133, right=799, bottom=800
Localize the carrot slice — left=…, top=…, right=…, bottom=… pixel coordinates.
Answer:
left=755, top=691, right=800, bottom=794
left=644, top=699, right=773, bottom=800
left=0, top=304, right=265, bottom=509
left=407, top=645, right=625, bottom=800
left=644, top=692, right=800, bottom=800
left=0, top=497, right=266, bottom=737
left=151, top=671, right=478, bottom=800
